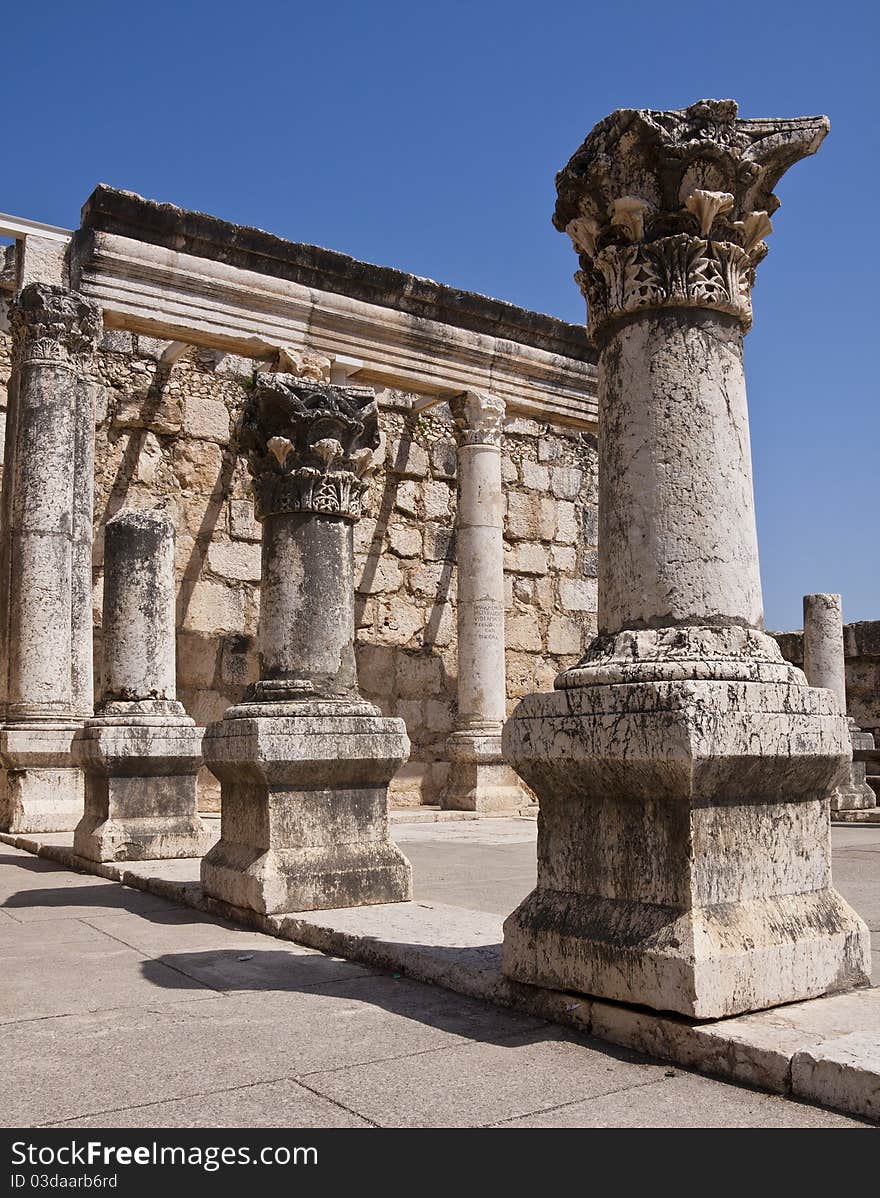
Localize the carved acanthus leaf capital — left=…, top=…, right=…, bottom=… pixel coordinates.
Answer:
left=449, top=391, right=506, bottom=447
left=555, top=99, right=828, bottom=338
left=11, top=283, right=102, bottom=368
left=242, top=375, right=380, bottom=522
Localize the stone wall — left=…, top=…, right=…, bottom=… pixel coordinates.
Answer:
left=773, top=623, right=880, bottom=738
left=0, top=310, right=599, bottom=807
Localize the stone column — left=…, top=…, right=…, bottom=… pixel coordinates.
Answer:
left=72, top=510, right=212, bottom=862
left=803, top=594, right=876, bottom=812
left=442, top=391, right=529, bottom=812
left=201, top=374, right=412, bottom=915
left=0, top=283, right=101, bottom=832
left=502, top=99, right=870, bottom=1019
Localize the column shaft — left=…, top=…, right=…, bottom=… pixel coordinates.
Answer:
left=259, top=514, right=357, bottom=696
left=600, top=312, right=762, bottom=631
left=0, top=284, right=100, bottom=833
left=455, top=442, right=506, bottom=726
left=73, top=509, right=210, bottom=862
left=803, top=594, right=847, bottom=709
left=803, top=593, right=877, bottom=813
left=101, top=510, right=178, bottom=707
left=442, top=392, right=529, bottom=813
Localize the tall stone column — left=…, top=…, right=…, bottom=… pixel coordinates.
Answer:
left=201, top=374, right=412, bottom=915
left=502, top=100, right=870, bottom=1019
left=0, top=283, right=101, bottom=832
left=72, top=510, right=212, bottom=861
left=803, top=594, right=876, bottom=812
left=442, top=391, right=528, bottom=812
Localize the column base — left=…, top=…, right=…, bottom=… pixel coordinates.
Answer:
left=501, top=676, right=871, bottom=1020
left=71, top=721, right=212, bottom=863
left=0, top=725, right=83, bottom=833
left=503, top=888, right=869, bottom=1022
left=441, top=729, right=534, bottom=813
left=832, top=727, right=877, bottom=811
left=201, top=704, right=413, bottom=915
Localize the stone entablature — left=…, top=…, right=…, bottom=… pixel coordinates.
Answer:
left=45, top=186, right=598, bottom=431
left=76, top=186, right=592, bottom=360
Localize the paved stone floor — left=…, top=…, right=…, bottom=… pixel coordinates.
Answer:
left=0, top=822, right=877, bottom=1128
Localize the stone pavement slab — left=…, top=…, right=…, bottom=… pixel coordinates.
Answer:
left=2, top=832, right=880, bottom=1126
left=49, top=1080, right=373, bottom=1129
left=496, top=1070, right=866, bottom=1128
left=82, top=907, right=380, bottom=993
left=0, top=848, right=179, bottom=922
left=0, top=914, right=214, bottom=1023
left=303, top=1028, right=666, bottom=1128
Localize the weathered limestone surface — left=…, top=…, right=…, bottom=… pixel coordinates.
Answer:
left=201, top=373, right=412, bottom=914
left=502, top=99, right=870, bottom=1019
left=73, top=509, right=211, bottom=861
left=803, top=594, right=876, bottom=812
left=0, top=284, right=101, bottom=832
left=443, top=392, right=530, bottom=812
left=774, top=621, right=880, bottom=804
left=2, top=202, right=601, bottom=813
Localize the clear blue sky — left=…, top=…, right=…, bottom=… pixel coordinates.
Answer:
left=3, top=1, right=876, bottom=630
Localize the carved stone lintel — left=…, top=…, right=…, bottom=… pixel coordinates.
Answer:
left=450, top=390, right=506, bottom=448
left=243, top=375, right=379, bottom=522
left=555, top=98, right=828, bottom=339
left=11, top=282, right=102, bottom=369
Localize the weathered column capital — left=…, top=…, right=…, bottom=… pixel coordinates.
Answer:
left=554, top=99, right=828, bottom=340
left=450, top=391, right=505, bottom=447
left=11, top=282, right=102, bottom=368
left=241, top=375, right=379, bottom=522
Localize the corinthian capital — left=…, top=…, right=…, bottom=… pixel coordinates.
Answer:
left=450, top=391, right=506, bottom=447
left=242, top=375, right=379, bottom=522
left=11, top=283, right=102, bottom=368
left=554, top=99, right=828, bottom=340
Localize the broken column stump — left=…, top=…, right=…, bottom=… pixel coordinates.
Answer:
left=73, top=509, right=211, bottom=862
left=803, top=593, right=877, bottom=812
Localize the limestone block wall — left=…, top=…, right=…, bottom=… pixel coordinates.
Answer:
left=773, top=622, right=880, bottom=738
left=0, top=314, right=599, bottom=808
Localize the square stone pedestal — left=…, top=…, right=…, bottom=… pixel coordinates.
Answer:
left=72, top=722, right=212, bottom=862
left=832, top=726, right=878, bottom=811
left=0, top=725, right=84, bottom=833
left=201, top=706, right=413, bottom=915
left=501, top=678, right=871, bottom=1020
left=442, top=730, right=533, bottom=812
